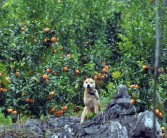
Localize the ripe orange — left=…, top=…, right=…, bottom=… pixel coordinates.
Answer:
left=101, top=75, right=105, bottom=80
left=54, top=110, right=63, bottom=117
left=48, top=107, right=56, bottom=113
left=98, top=73, right=102, bottom=77
left=102, top=68, right=108, bottom=74
left=43, top=38, right=48, bottom=43
left=62, top=106, right=68, bottom=111
left=135, top=85, right=139, bottom=89
left=7, top=108, right=13, bottom=114
left=155, top=109, right=160, bottom=116
left=20, top=27, right=25, bottom=31
left=52, top=50, right=56, bottom=54
left=42, top=74, right=48, bottom=80
left=46, top=68, right=51, bottom=73
left=49, top=91, right=55, bottom=96
left=75, top=70, right=80, bottom=75
left=63, top=67, right=68, bottom=72
left=15, top=71, right=20, bottom=77
left=0, top=88, right=3, bottom=92
left=161, top=127, right=165, bottom=133
left=3, top=88, right=8, bottom=92
left=104, top=66, right=109, bottom=70
left=44, top=28, right=50, bottom=33
left=143, top=65, right=148, bottom=70
left=66, top=54, right=71, bottom=58
left=158, top=112, right=163, bottom=118
left=51, top=37, right=57, bottom=43
left=12, top=110, right=17, bottom=115
left=94, top=75, right=98, bottom=81
left=25, top=98, right=31, bottom=103
left=130, top=99, right=136, bottom=105
left=130, top=85, right=136, bottom=89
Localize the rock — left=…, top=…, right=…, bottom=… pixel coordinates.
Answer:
left=0, top=85, right=162, bottom=138
left=51, top=84, right=162, bottom=138
left=131, top=111, right=162, bottom=138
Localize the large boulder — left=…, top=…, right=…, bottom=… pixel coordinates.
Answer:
left=0, top=85, right=162, bottom=138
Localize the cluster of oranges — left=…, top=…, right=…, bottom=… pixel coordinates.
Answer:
left=94, top=65, right=109, bottom=85
left=0, top=87, right=8, bottom=93
left=154, top=109, right=163, bottom=119
left=130, top=84, right=139, bottom=105
left=7, top=108, right=17, bottom=115
left=25, top=98, right=35, bottom=104
left=43, top=28, right=57, bottom=48
left=48, top=106, right=68, bottom=117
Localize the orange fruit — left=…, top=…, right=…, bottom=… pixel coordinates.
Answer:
left=75, top=70, right=80, bottom=75
left=49, top=91, right=55, bottom=96
left=42, top=74, right=48, bottom=80
left=101, top=75, right=105, bottom=80
left=135, top=85, right=139, bottom=89
left=155, top=109, right=160, bottom=116
left=143, top=65, right=148, bottom=70
left=158, top=112, right=163, bottom=118
left=43, top=38, right=48, bottom=43
left=48, top=107, right=56, bottom=113
left=0, top=88, right=3, bottom=92
left=20, top=27, right=25, bottom=31
left=161, top=127, right=165, bottom=133
left=12, top=110, right=17, bottom=115
left=63, top=67, right=68, bottom=72
left=44, top=28, right=50, bottom=33
left=15, top=71, right=20, bottom=77
left=102, top=68, right=108, bottom=74
left=7, top=108, right=13, bottom=114
left=130, top=99, right=136, bottom=105
left=54, top=110, right=63, bottom=117
left=94, top=75, right=98, bottom=81
left=52, top=50, right=56, bottom=54
left=98, top=73, right=102, bottom=77
left=3, top=88, right=8, bottom=92
left=62, top=106, right=68, bottom=111
left=104, top=66, right=109, bottom=70
left=25, top=98, right=31, bottom=103
left=130, top=85, right=136, bottom=89
left=66, top=54, right=71, bottom=58
left=51, top=37, right=57, bottom=43
left=46, top=68, right=51, bottom=73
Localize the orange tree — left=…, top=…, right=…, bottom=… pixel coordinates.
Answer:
left=0, top=0, right=166, bottom=120
left=117, top=0, right=167, bottom=117
left=0, top=0, right=124, bottom=118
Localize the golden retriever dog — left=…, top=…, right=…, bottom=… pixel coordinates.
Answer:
left=80, top=78, right=100, bottom=123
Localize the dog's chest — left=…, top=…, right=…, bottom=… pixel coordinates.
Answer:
left=84, top=93, right=98, bottom=106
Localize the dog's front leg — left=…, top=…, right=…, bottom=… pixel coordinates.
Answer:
left=80, top=106, right=88, bottom=123
left=94, top=105, right=100, bottom=114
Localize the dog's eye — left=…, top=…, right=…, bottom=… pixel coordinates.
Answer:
left=90, top=82, right=92, bottom=83
left=85, top=82, right=88, bottom=83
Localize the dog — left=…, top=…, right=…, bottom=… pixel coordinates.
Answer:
left=80, top=78, right=100, bottom=123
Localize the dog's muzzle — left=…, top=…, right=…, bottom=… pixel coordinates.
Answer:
left=87, top=84, right=90, bottom=88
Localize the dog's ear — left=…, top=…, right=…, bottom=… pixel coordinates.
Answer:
left=83, top=75, right=88, bottom=80
left=91, top=75, right=95, bottom=80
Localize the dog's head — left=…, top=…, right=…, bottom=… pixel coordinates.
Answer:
left=83, top=78, right=95, bottom=90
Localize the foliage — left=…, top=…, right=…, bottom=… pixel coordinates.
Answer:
left=0, top=0, right=166, bottom=121
left=0, top=111, right=12, bottom=126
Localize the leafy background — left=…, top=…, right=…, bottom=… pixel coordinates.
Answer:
left=0, top=0, right=166, bottom=128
